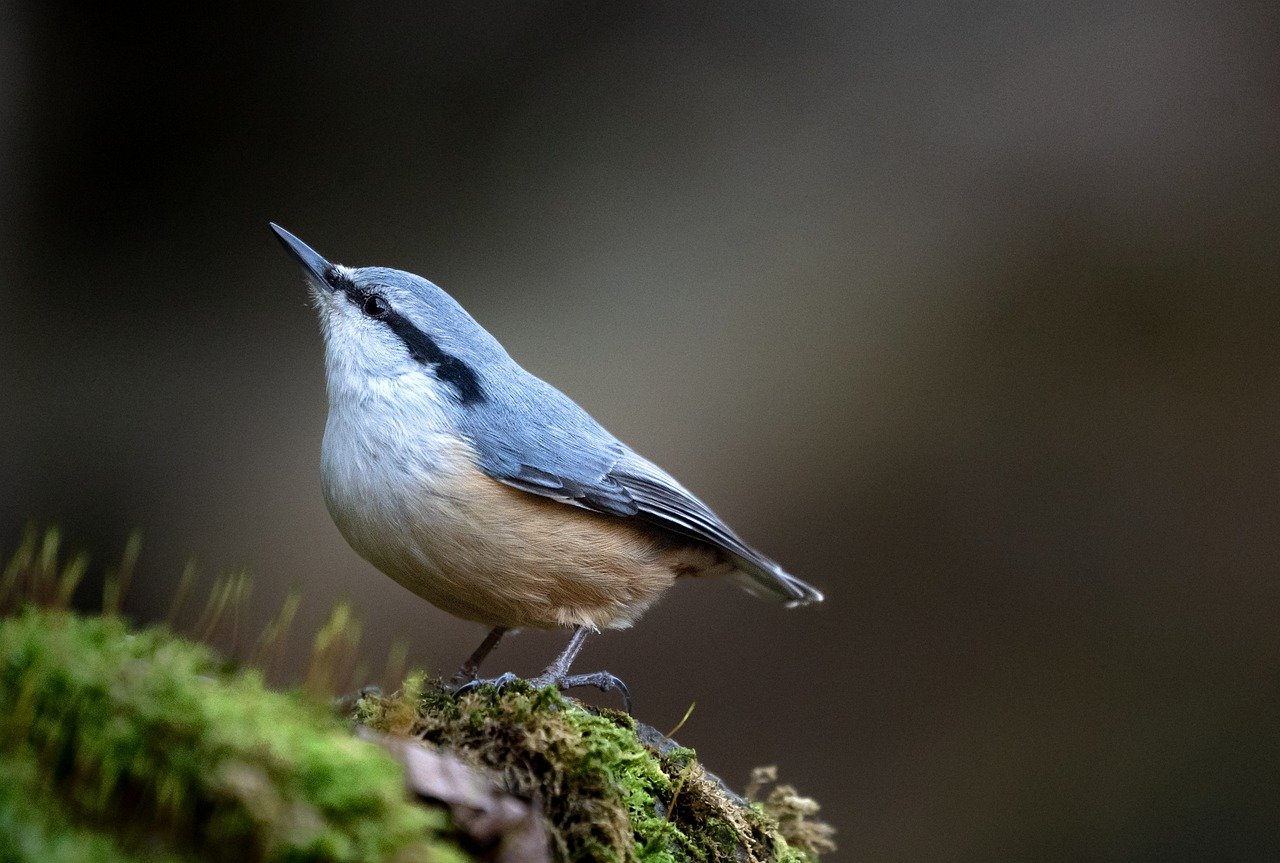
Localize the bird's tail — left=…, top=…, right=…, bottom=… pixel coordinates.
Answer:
left=730, top=556, right=824, bottom=607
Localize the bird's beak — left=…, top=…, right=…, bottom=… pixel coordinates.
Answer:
left=270, top=223, right=333, bottom=286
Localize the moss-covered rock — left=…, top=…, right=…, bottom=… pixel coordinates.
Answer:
left=0, top=607, right=464, bottom=863
left=0, top=529, right=833, bottom=863
left=0, top=747, right=186, bottom=863
left=357, top=679, right=834, bottom=863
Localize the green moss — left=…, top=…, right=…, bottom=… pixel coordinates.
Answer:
left=358, top=679, right=834, bottom=863
left=0, top=748, right=186, bottom=863
left=0, top=607, right=461, bottom=863
left=0, top=529, right=833, bottom=863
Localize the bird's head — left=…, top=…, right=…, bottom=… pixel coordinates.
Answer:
left=271, top=223, right=499, bottom=408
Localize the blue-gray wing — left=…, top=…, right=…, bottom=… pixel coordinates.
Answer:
left=603, top=453, right=823, bottom=606
left=456, top=374, right=640, bottom=517
left=456, top=376, right=821, bottom=606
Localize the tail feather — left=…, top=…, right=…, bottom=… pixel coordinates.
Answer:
left=730, top=556, right=824, bottom=607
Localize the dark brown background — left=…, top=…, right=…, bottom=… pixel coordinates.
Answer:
left=3, top=2, right=1279, bottom=860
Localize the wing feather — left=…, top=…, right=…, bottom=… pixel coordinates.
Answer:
left=490, top=453, right=823, bottom=606
left=458, top=371, right=821, bottom=605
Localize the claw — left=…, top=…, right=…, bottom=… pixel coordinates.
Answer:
left=449, top=669, right=632, bottom=713
left=450, top=671, right=519, bottom=697
left=529, top=670, right=632, bottom=714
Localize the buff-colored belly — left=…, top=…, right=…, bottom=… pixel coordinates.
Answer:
left=324, top=450, right=705, bottom=630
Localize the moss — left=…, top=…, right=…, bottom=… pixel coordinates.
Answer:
left=358, top=679, right=834, bottom=863
left=744, top=768, right=836, bottom=861
left=0, top=528, right=833, bottom=863
left=0, top=748, right=187, bottom=863
left=0, top=607, right=463, bottom=863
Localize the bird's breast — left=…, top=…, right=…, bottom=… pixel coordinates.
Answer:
left=318, top=400, right=686, bottom=630
left=319, top=392, right=472, bottom=567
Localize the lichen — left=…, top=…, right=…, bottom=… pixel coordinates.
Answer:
left=357, top=678, right=834, bottom=863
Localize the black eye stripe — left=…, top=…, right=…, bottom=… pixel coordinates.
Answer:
left=383, top=313, right=487, bottom=405
left=339, top=282, right=486, bottom=406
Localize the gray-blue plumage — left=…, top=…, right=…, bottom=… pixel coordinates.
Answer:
left=339, top=265, right=820, bottom=607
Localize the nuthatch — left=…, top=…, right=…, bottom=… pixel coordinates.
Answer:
left=271, top=224, right=823, bottom=708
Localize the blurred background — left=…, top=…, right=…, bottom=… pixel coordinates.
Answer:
left=2, top=1, right=1279, bottom=860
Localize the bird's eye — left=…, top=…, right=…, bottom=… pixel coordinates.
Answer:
left=363, top=295, right=390, bottom=318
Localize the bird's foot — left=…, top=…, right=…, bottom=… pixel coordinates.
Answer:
left=447, top=667, right=478, bottom=687
left=449, top=669, right=631, bottom=713
left=449, top=671, right=519, bottom=697
left=528, top=670, right=632, bottom=714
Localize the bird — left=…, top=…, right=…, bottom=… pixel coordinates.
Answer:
left=271, top=223, right=823, bottom=709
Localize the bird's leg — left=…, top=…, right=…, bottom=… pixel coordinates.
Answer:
left=528, top=625, right=632, bottom=713
left=529, top=625, right=590, bottom=681
left=452, top=626, right=507, bottom=682
left=452, top=625, right=631, bottom=712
